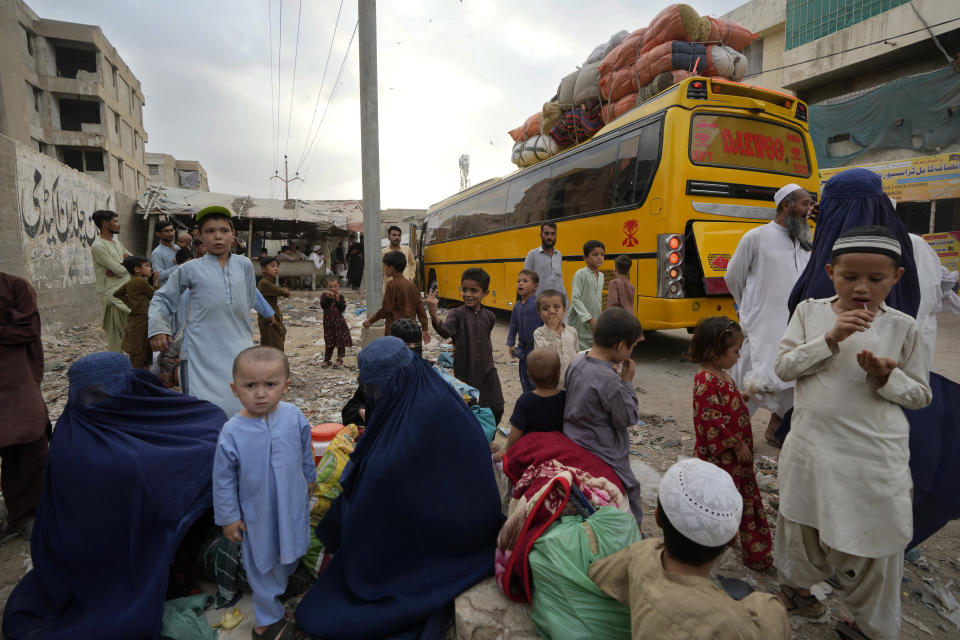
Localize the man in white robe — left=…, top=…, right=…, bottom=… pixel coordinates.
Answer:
left=908, top=233, right=960, bottom=364
left=725, top=184, right=813, bottom=446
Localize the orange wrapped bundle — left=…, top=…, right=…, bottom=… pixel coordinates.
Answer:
left=599, top=65, right=636, bottom=104
left=640, top=4, right=709, bottom=54
left=601, top=93, right=638, bottom=124
left=508, top=112, right=542, bottom=143
left=707, top=17, right=756, bottom=52
left=598, top=28, right=646, bottom=77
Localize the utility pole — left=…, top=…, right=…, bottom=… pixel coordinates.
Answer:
left=270, top=154, right=302, bottom=199
left=359, top=0, right=382, bottom=323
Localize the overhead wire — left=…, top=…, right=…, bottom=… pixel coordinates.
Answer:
left=293, top=0, right=346, bottom=175
left=274, top=0, right=284, bottom=179
left=268, top=0, right=277, bottom=197
left=300, top=19, right=359, bottom=182
left=283, top=0, right=304, bottom=159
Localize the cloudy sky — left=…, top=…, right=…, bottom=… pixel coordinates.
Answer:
left=28, top=0, right=746, bottom=208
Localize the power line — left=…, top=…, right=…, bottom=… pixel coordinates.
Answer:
left=283, top=0, right=303, bottom=158
left=268, top=0, right=277, bottom=194
left=275, top=0, right=284, bottom=178
left=744, top=16, right=960, bottom=79
left=300, top=20, right=358, bottom=182
left=293, top=0, right=345, bottom=175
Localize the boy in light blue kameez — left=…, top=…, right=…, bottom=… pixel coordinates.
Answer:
left=213, top=346, right=315, bottom=638
left=147, top=207, right=265, bottom=416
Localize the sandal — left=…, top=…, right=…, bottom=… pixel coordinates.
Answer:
left=836, top=621, right=873, bottom=639
left=321, top=361, right=332, bottom=368
left=765, top=437, right=782, bottom=449
left=777, top=584, right=826, bottom=617
left=251, top=619, right=306, bottom=640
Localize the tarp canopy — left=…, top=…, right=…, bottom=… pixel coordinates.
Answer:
left=810, top=65, right=960, bottom=168
left=136, top=185, right=361, bottom=235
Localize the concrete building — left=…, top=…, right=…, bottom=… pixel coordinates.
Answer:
left=0, top=0, right=148, bottom=199
left=723, top=0, right=960, bottom=235
left=145, top=152, right=210, bottom=191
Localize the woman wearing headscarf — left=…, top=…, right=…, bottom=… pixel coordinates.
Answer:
left=296, top=337, right=503, bottom=639
left=3, top=352, right=226, bottom=640
left=779, top=168, right=960, bottom=549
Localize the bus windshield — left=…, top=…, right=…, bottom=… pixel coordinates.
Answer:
left=689, top=113, right=811, bottom=178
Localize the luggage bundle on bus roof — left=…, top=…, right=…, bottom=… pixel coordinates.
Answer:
left=508, top=3, right=756, bottom=168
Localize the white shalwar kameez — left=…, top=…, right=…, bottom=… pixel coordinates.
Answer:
left=773, top=297, right=931, bottom=639
left=148, top=253, right=257, bottom=416
left=725, top=222, right=809, bottom=415
left=910, top=234, right=960, bottom=363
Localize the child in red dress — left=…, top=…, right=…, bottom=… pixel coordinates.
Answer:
left=688, top=316, right=773, bottom=571
left=320, top=275, right=353, bottom=367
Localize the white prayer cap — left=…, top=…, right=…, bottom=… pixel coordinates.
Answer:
left=774, top=183, right=805, bottom=207
left=312, top=245, right=322, bottom=252
left=658, top=458, right=743, bottom=547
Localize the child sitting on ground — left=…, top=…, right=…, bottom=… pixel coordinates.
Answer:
left=426, top=267, right=505, bottom=424
left=213, top=346, right=315, bottom=640
left=507, top=269, right=542, bottom=392
left=588, top=458, right=789, bottom=639
left=773, top=225, right=931, bottom=640
left=363, top=251, right=429, bottom=343
left=569, top=240, right=605, bottom=349
left=606, top=255, right=635, bottom=314
left=113, top=255, right=156, bottom=368
left=689, top=316, right=773, bottom=571
left=504, top=348, right=566, bottom=451
left=257, top=256, right=289, bottom=352
left=533, top=289, right=579, bottom=390
left=320, top=275, right=352, bottom=368
left=563, top=307, right=644, bottom=525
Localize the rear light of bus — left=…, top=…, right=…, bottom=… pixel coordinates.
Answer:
left=704, top=277, right=730, bottom=295
left=687, top=80, right=708, bottom=100
left=796, top=102, right=808, bottom=122
left=658, top=234, right=684, bottom=298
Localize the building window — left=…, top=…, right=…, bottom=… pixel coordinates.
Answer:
left=114, top=111, right=120, bottom=134
left=22, top=25, right=33, bottom=56
left=743, top=39, right=764, bottom=77
left=148, top=164, right=159, bottom=176
left=785, top=0, right=910, bottom=50
left=27, top=83, right=41, bottom=112
left=112, top=65, right=118, bottom=86
left=85, top=150, right=104, bottom=171
left=32, top=138, right=47, bottom=154
left=54, top=45, right=97, bottom=79
left=117, top=157, right=123, bottom=180
left=58, top=98, right=101, bottom=131
left=62, top=148, right=84, bottom=171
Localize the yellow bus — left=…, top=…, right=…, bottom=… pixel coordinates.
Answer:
left=420, top=76, right=819, bottom=330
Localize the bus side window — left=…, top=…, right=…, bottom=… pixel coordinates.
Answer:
left=546, top=138, right=617, bottom=219
left=612, top=132, right=641, bottom=207
left=452, top=197, right=479, bottom=238
left=475, top=185, right=508, bottom=234
left=505, top=165, right=551, bottom=229
left=433, top=206, right=457, bottom=242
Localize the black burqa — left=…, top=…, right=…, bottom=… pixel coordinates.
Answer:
left=3, top=353, right=226, bottom=640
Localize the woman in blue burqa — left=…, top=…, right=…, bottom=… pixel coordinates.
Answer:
left=3, top=352, right=226, bottom=640
left=782, top=167, right=959, bottom=549
left=295, top=336, right=503, bottom=639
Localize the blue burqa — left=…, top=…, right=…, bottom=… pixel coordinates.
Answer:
left=779, top=168, right=959, bottom=549
left=3, top=353, right=226, bottom=640
left=295, top=337, right=504, bottom=640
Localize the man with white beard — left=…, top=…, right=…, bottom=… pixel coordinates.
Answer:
left=725, top=184, right=813, bottom=447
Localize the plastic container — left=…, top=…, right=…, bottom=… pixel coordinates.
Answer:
left=311, top=423, right=345, bottom=465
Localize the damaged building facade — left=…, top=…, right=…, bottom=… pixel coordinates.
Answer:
left=0, top=0, right=149, bottom=330
left=145, top=152, right=210, bottom=192
left=0, top=0, right=148, bottom=199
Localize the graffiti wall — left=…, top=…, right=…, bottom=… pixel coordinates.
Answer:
left=16, top=145, right=114, bottom=290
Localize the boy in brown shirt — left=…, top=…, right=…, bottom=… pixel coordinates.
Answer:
left=113, top=256, right=157, bottom=368
left=363, top=251, right=430, bottom=344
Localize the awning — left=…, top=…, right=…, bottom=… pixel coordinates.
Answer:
left=136, top=185, right=362, bottom=235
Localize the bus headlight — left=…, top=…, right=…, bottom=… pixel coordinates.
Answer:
left=658, top=234, right=684, bottom=299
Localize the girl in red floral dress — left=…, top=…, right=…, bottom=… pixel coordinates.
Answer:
left=688, top=316, right=773, bottom=570
left=320, top=275, right=353, bottom=367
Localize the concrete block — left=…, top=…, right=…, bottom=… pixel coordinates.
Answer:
left=454, top=577, right=539, bottom=640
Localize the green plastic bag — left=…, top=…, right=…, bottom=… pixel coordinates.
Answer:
left=471, top=404, right=497, bottom=442
left=528, top=506, right=640, bottom=640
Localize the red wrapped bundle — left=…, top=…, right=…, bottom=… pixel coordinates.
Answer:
left=707, top=17, right=756, bottom=51
left=508, top=112, right=542, bottom=143
left=598, top=28, right=646, bottom=77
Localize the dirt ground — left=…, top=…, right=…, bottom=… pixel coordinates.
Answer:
left=0, top=287, right=958, bottom=638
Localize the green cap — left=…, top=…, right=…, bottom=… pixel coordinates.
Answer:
left=195, top=205, right=232, bottom=223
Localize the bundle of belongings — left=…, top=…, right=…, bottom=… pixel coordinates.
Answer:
left=508, top=3, right=755, bottom=167
left=434, top=354, right=498, bottom=441
left=495, top=431, right=641, bottom=639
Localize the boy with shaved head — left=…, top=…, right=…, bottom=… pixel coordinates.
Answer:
left=504, top=347, right=566, bottom=451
